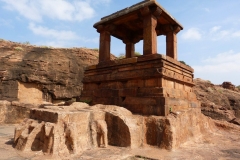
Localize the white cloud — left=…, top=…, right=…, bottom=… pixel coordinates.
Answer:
left=181, top=28, right=202, bottom=40
left=1, top=0, right=101, bottom=22
left=209, top=26, right=240, bottom=40
left=232, top=31, right=240, bottom=37
left=2, top=0, right=42, bottom=22
left=28, top=23, right=79, bottom=40
left=193, top=50, right=240, bottom=85
left=210, top=26, right=221, bottom=33
left=211, top=30, right=231, bottom=41
left=193, top=50, right=240, bottom=73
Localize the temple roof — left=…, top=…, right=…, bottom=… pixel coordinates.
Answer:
left=93, top=0, right=183, bottom=42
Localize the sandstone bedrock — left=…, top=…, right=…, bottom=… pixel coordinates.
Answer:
left=14, top=102, right=216, bottom=156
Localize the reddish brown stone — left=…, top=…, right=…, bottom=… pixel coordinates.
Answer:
left=137, top=87, right=164, bottom=97
left=166, top=32, right=177, bottom=59
left=93, top=0, right=183, bottom=60
left=80, top=0, right=199, bottom=116
left=125, top=43, right=135, bottom=58
left=93, top=89, right=118, bottom=98
left=126, top=79, right=144, bottom=88
left=142, top=13, right=157, bottom=55
left=119, top=88, right=137, bottom=97
left=98, top=28, right=111, bottom=62
left=145, top=78, right=158, bottom=87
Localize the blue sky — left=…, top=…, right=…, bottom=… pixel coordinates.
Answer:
left=0, top=0, right=240, bottom=85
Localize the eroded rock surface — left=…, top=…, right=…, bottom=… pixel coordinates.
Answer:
left=194, top=78, right=240, bottom=126
left=0, top=100, right=39, bottom=124
left=0, top=40, right=115, bottom=103
left=13, top=102, right=221, bottom=157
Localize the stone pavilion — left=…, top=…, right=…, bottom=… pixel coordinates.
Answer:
left=80, top=0, right=199, bottom=116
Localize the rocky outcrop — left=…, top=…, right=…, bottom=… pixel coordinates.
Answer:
left=0, top=100, right=40, bottom=124
left=14, top=102, right=217, bottom=156
left=14, top=103, right=143, bottom=155
left=0, top=40, right=115, bottom=103
left=194, top=78, right=240, bottom=125
left=221, top=81, right=237, bottom=91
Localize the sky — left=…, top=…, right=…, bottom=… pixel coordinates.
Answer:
left=0, top=0, right=240, bottom=86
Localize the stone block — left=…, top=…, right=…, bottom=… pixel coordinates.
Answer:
left=142, top=105, right=162, bottom=115
left=184, top=85, right=192, bottom=92
left=93, top=97, right=118, bottom=105
left=81, top=90, right=94, bottom=97
left=99, top=81, right=123, bottom=89
left=124, top=97, right=157, bottom=106
left=83, top=83, right=99, bottom=90
left=30, top=109, right=59, bottom=123
left=165, top=97, right=189, bottom=110
left=188, top=92, right=197, bottom=101
left=165, top=80, right=174, bottom=89
left=145, top=78, right=158, bottom=87
left=93, top=89, right=118, bottom=98
left=119, top=88, right=137, bottom=97
left=137, top=87, right=163, bottom=97
left=126, top=79, right=144, bottom=88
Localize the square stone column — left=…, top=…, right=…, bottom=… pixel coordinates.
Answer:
left=142, top=13, right=157, bottom=55
left=99, top=30, right=111, bottom=62
left=125, top=43, right=135, bottom=58
left=166, top=32, right=177, bottom=60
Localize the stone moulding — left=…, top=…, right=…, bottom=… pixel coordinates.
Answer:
left=81, top=54, right=199, bottom=116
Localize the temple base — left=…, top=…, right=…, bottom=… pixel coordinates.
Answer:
left=80, top=54, right=199, bottom=116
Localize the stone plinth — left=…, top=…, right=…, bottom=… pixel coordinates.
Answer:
left=80, top=54, right=199, bottom=116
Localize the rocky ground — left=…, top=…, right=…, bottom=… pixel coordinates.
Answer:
left=0, top=120, right=240, bottom=160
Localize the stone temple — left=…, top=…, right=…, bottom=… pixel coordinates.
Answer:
left=13, top=0, right=204, bottom=156
left=80, top=0, right=199, bottom=116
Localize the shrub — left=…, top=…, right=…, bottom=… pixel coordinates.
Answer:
left=92, top=48, right=99, bottom=51
left=117, top=53, right=125, bottom=59
left=14, top=46, right=24, bottom=51
left=179, top=60, right=190, bottom=67
left=23, top=41, right=30, bottom=45
left=134, top=52, right=141, bottom=56
left=117, top=52, right=142, bottom=59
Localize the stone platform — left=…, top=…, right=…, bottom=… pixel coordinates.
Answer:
left=80, top=54, right=199, bottom=116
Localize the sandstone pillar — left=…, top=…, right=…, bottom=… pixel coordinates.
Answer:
left=125, top=43, right=135, bottom=58
left=166, top=32, right=177, bottom=60
left=97, top=26, right=111, bottom=62
left=141, top=7, right=157, bottom=55
left=166, top=26, right=181, bottom=60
